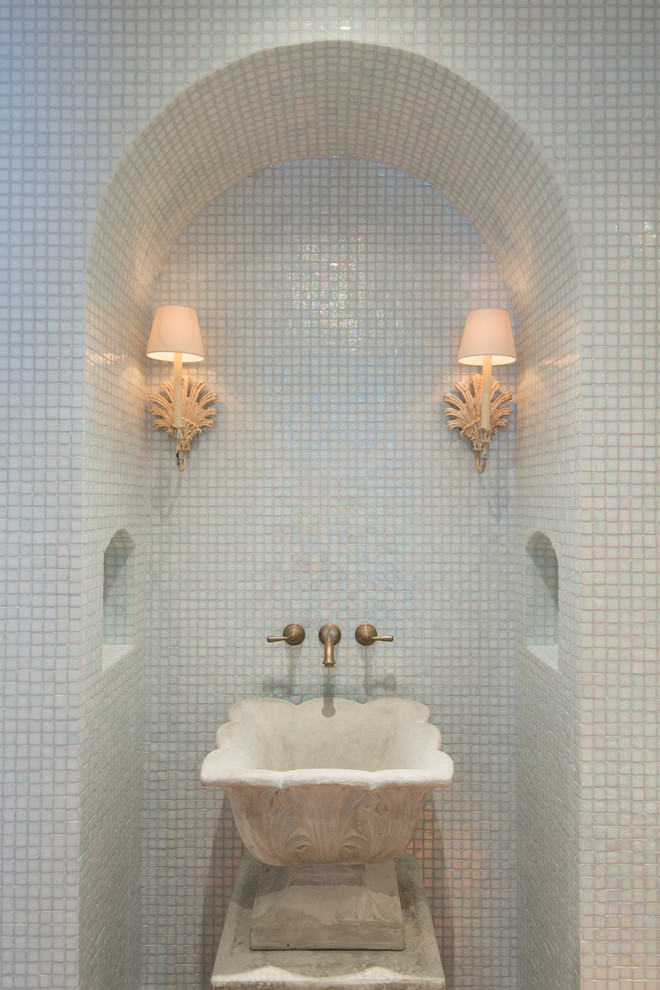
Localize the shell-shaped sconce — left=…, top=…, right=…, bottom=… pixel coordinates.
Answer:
left=149, top=374, right=217, bottom=471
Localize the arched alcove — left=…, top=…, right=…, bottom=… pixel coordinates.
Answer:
left=82, top=40, right=581, bottom=990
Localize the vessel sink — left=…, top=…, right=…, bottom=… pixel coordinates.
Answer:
left=200, top=696, right=453, bottom=866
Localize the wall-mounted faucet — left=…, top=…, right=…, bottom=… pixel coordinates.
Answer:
left=267, top=622, right=392, bottom=663
left=355, top=624, right=394, bottom=646
left=266, top=623, right=306, bottom=646
left=318, top=623, right=341, bottom=667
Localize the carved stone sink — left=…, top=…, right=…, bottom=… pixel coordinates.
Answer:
left=200, top=696, right=454, bottom=867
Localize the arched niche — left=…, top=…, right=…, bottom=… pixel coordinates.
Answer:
left=525, top=531, right=560, bottom=669
left=102, top=529, right=136, bottom=668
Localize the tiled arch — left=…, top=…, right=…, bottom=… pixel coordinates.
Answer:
left=86, top=40, right=579, bottom=322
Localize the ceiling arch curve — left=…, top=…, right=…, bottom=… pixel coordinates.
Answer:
left=86, top=40, right=578, bottom=330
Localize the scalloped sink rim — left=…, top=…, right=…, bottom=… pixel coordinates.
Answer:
left=201, top=696, right=454, bottom=789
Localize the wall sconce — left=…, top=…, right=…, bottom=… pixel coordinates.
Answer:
left=444, top=308, right=516, bottom=473
left=146, top=305, right=217, bottom=471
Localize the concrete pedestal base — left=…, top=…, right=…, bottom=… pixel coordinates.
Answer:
left=250, top=860, right=404, bottom=950
left=210, top=853, right=445, bottom=990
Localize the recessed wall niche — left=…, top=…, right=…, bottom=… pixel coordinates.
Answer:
left=102, top=529, right=136, bottom=668
left=525, top=531, right=559, bottom=669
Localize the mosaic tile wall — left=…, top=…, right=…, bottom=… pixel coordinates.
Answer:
left=147, top=157, right=515, bottom=989
left=79, top=256, right=151, bottom=988
left=2, top=2, right=87, bottom=986
left=575, top=5, right=660, bottom=984
left=513, top=177, right=582, bottom=988
left=2, top=3, right=657, bottom=990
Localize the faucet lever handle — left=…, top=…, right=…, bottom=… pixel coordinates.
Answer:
left=355, top=624, right=394, bottom=647
left=267, top=623, right=306, bottom=646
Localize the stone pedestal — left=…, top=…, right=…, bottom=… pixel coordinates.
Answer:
left=210, top=853, right=446, bottom=990
left=250, top=860, right=404, bottom=950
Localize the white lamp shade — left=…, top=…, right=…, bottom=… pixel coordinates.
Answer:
left=457, top=308, right=516, bottom=366
left=146, top=305, right=205, bottom=362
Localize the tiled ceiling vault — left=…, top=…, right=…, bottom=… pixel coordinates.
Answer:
left=87, top=40, right=578, bottom=320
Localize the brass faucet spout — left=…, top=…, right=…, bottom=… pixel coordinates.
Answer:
left=324, top=639, right=335, bottom=667
left=318, top=623, right=341, bottom=667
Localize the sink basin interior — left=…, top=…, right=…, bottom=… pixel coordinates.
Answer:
left=211, top=696, right=445, bottom=773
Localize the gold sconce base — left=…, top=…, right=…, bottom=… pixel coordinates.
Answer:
left=444, top=374, right=512, bottom=473
left=149, top=374, right=217, bottom=470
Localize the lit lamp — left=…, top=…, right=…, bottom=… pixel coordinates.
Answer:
left=146, top=305, right=217, bottom=471
left=444, top=308, right=516, bottom=472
